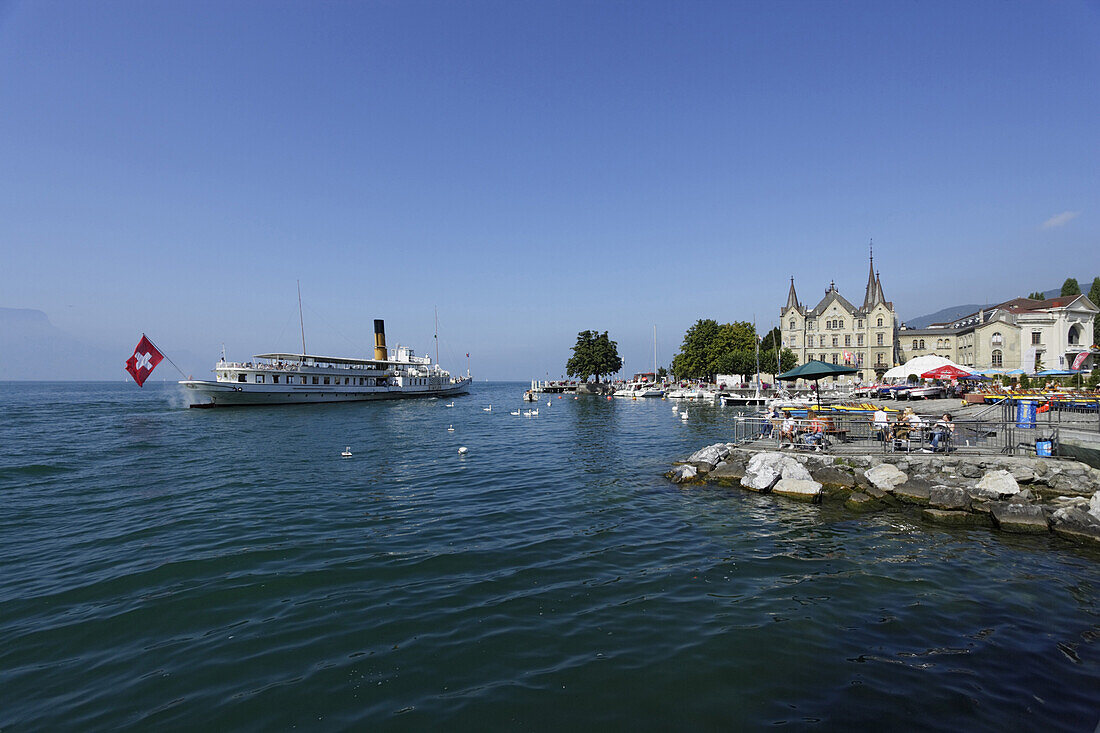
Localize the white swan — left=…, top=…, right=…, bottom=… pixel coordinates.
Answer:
left=482, top=405, right=492, bottom=412
left=510, top=409, right=521, bottom=416
left=445, top=402, right=455, bottom=408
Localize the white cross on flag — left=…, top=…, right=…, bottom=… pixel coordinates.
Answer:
left=125, top=334, right=164, bottom=387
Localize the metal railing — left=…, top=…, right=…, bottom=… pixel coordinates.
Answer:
left=730, top=413, right=1036, bottom=455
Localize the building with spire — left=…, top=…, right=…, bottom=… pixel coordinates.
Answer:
left=780, top=247, right=899, bottom=382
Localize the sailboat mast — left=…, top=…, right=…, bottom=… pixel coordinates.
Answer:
left=297, top=280, right=306, bottom=362
left=434, top=306, right=439, bottom=366
left=653, top=324, right=657, bottom=377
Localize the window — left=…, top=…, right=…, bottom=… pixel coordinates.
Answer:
left=273, top=375, right=280, bottom=384
left=912, top=339, right=919, bottom=349
left=991, top=349, right=1003, bottom=368
left=345, top=377, right=350, bottom=385
left=838, top=319, right=844, bottom=329
left=832, top=337, right=838, bottom=347
left=858, top=319, right=863, bottom=329
left=857, top=334, right=864, bottom=346
left=877, top=333, right=884, bottom=346
left=238, top=374, right=246, bottom=383
left=302, top=376, right=308, bottom=385
left=808, top=335, right=814, bottom=347
left=790, top=336, right=797, bottom=347
left=1069, top=325, right=1081, bottom=345
left=1031, top=331, right=1041, bottom=345
left=312, top=376, right=319, bottom=384
left=944, top=339, right=950, bottom=348
left=919, top=340, right=925, bottom=349
left=789, top=319, right=795, bottom=329
left=844, top=335, right=851, bottom=346
left=877, top=317, right=883, bottom=327
left=832, top=354, right=839, bottom=364
left=877, top=352, right=886, bottom=365
left=255, top=374, right=264, bottom=383
left=323, top=376, right=330, bottom=385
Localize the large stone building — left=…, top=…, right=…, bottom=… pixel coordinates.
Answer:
left=780, top=253, right=899, bottom=382
left=898, top=295, right=1098, bottom=372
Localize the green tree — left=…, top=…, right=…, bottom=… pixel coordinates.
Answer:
left=1026, top=291, right=1045, bottom=300
left=760, top=347, right=798, bottom=374
left=1061, top=278, right=1081, bottom=296
left=656, top=366, right=668, bottom=379
left=566, top=330, right=623, bottom=383
left=1087, top=277, right=1100, bottom=307
left=759, top=326, right=783, bottom=352
left=671, top=319, right=721, bottom=380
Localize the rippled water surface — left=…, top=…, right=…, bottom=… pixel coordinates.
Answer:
left=2, top=382, right=1099, bottom=730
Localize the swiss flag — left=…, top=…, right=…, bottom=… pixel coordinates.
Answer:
left=125, top=334, right=164, bottom=387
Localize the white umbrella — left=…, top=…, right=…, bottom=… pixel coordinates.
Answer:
left=882, top=355, right=974, bottom=381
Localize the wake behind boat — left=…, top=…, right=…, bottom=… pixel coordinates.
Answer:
left=180, top=319, right=471, bottom=407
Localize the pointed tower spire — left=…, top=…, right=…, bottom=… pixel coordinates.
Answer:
left=785, top=276, right=800, bottom=311
left=862, top=239, right=877, bottom=310
left=874, top=270, right=885, bottom=305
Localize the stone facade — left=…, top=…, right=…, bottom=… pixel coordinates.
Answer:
left=898, top=295, right=1098, bottom=372
left=780, top=252, right=899, bottom=382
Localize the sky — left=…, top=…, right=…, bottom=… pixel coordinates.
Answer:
left=1, top=0, right=1098, bottom=380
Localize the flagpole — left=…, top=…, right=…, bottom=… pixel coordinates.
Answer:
left=144, top=334, right=188, bottom=379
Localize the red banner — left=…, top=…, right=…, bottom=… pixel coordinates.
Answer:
left=125, top=334, right=164, bottom=387
left=1072, top=351, right=1089, bottom=371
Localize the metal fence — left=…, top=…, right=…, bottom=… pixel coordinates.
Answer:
left=730, top=413, right=1045, bottom=455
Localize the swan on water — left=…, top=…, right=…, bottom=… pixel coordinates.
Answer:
left=510, top=409, right=521, bottom=416
left=445, top=402, right=455, bottom=408
left=483, top=405, right=492, bottom=412
left=458, top=446, right=468, bottom=455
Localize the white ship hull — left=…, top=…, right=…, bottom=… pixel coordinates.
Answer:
left=181, top=376, right=472, bottom=407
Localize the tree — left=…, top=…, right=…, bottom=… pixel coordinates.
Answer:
left=671, top=319, right=759, bottom=380
left=1026, top=291, right=1045, bottom=300
left=1088, top=277, right=1100, bottom=307
left=1061, top=278, right=1081, bottom=296
left=760, top=347, right=798, bottom=374
left=566, top=330, right=622, bottom=383
left=656, top=366, right=668, bottom=379
left=759, top=326, right=783, bottom=352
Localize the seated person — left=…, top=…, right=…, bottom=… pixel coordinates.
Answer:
left=804, top=415, right=827, bottom=448
left=872, top=407, right=889, bottom=441
left=927, top=413, right=954, bottom=452
left=779, top=416, right=797, bottom=446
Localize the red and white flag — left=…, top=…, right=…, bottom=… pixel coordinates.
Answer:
left=125, top=334, right=164, bottom=387
left=1072, top=351, right=1089, bottom=371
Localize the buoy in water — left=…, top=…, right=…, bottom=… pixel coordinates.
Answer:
left=607, top=396, right=612, bottom=401
left=341, top=446, right=352, bottom=458
left=458, top=446, right=468, bottom=455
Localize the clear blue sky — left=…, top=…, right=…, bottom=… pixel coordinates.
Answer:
left=2, top=0, right=1098, bottom=380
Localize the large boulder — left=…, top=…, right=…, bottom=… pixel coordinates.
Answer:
left=707, top=460, right=746, bottom=484
left=845, top=492, right=881, bottom=512
left=929, top=486, right=970, bottom=511
left=1090, top=491, right=1100, bottom=522
left=688, top=443, right=730, bottom=469
left=990, top=503, right=1049, bottom=534
left=864, top=463, right=908, bottom=492
left=669, top=464, right=698, bottom=484
left=922, top=509, right=991, bottom=527
left=975, top=470, right=1020, bottom=498
left=1050, top=507, right=1100, bottom=545
left=772, top=477, right=823, bottom=503
left=894, top=483, right=931, bottom=506
left=740, top=452, right=810, bottom=492
left=811, top=465, right=857, bottom=490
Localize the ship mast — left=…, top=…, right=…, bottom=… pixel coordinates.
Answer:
left=297, top=280, right=306, bottom=363
left=434, top=306, right=439, bottom=367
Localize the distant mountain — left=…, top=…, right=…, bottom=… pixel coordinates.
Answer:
left=904, top=281, right=1093, bottom=330
left=0, top=307, right=122, bottom=380
left=904, top=304, right=992, bottom=330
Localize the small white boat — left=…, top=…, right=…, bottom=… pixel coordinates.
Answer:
left=341, top=446, right=352, bottom=458
left=447, top=425, right=455, bottom=432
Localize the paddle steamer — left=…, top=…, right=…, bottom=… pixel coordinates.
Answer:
left=180, top=320, right=471, bottom=407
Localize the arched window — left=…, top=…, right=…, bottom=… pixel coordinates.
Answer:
left=1069, top=325, right=1081, bottom=345
left=919, top=339, right=925, bottom=349
left=838, top=319, right=844, bottom=329
left=912, top=339, right=918, bottom=349
left=944, top=339, right=950, bottom=348
left=991, top=350, right=1003, bottom=368
left=877, top=317, right=883, bottom=327
left=991, top=332, right=1003, bottom=346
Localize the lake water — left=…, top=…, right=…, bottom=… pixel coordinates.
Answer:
left=1, top=382, right=1099, bottom=730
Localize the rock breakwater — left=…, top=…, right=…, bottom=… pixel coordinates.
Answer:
left=668, top=444, right=1100, bottom=549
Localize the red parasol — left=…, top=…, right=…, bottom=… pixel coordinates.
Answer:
left=920, top=365, right=972, bottom=380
